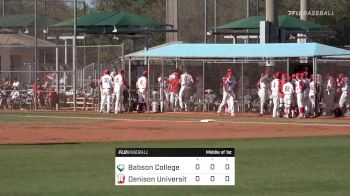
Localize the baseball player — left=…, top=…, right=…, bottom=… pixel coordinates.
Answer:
left=258, top=70, right=271, bottom=116
left=99, top=69, right=113, bottom=113
left=179, top=69, right=194, bottom=111
left=282, top=75, right=294, bottom=118
left=295, top=73, right=305, bottom=118
left=217, top=68, right=237, bottom=117
left=136, top=70, right=148, bottom=112
left=110, top=67, right=118, bottom=110
left=271, top=72, right=281, bottom=118
left=110, top=67, right=118, bottom=78
left=308, top=75, right=317, bottom=117
left=325, top=73, right=336, bottom=114
left=279, top=73, right=287, bottom=116
left=158, top=76, right=170, bottom=111
left=337, top=73, right=350, bottom=112
left=301, top=72, right=311, bottom=117
left=7, top=87, right=20, bottom=109
left=114, top=69, right=126, bottom=114
left=168, top=70, right=181, bottom=112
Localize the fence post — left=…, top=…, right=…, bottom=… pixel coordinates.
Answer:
left=56, top=47, right=59, bottom=110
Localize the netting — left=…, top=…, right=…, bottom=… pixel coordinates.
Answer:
left=0, top=44, right=123, bottom=110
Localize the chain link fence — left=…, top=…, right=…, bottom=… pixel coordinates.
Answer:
left=0, top=44, right=123, bottom=111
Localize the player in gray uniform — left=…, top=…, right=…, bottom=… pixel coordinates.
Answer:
left=258, top=70, right=271, bottom=116
left=325, top=73, right=336, bottom=114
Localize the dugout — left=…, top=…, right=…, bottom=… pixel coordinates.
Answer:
left=124, top=42, right=350, bottom=115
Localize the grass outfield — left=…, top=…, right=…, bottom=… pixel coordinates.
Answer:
left=0, top=137, right=349, bottom=196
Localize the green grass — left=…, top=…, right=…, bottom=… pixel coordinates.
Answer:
left=1, top=110, right=350, bottom=125
left=0, top=137, right=349, bottom=196
left=0, top=115, right=111, bottom=125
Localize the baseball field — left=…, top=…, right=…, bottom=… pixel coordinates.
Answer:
left=1, top=110, right=350, bottom=196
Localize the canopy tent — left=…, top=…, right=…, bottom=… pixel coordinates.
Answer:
left=125, top=42, right=350, bottom=114
left=216, top=15, right=325, bottom=31
left=51, top=11, right=168, bottom=34
left=126, top=43, right=350, bottom=59
left=0, top=14, right=58, bottom=28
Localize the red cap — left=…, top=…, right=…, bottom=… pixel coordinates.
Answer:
left=274, top=72, right=281, bottom=79
left=227, top=68, right=232, bottom=73
left=338, top=73, right=345, bottom=78
left=119, top=69, right=125, bottom=74
left=300, top=72, right=305, bottom=79
left=103, top=69, right=110, bottom=75
left=143, top=70, right=148, bottom=76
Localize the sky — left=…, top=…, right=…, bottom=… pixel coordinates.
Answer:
left=85, top=0, right=92, bottom=6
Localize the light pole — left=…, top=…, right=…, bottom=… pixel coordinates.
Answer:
left=204, top=0, right=207, bottom=43
left=34, top=0, right=38, bottom=109
left=73, top=0, right=77, bottom=110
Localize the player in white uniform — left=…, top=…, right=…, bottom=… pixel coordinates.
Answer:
left=179, top=70, right=194, bottom=111
left=258, top=70, right=271, bottom=116
left=110, top=67, right=118, bottom=109
left=136, top=71, right=148, bottom=112
left=279, top=73, right=287, bottom=116
left=325, top=73, right=336, bottom=114
left=337, top=73, right=350, bottom=112
left=217, top=69, right=237, bottom=117
left=271, top=72, right=280, bottom=118
left=99, top=69, right=113, bottom=113
left=308, top=75, right=317, bottom=117
left=114, top=69, right=126, bottom=114
left=282, top=76, right=294, bottom=118
left=295, top=73, right=305, bottom=118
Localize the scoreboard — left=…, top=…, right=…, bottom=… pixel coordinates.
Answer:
left=115, top=148, right=235, bottom=186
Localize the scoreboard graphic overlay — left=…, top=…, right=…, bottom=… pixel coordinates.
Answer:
left=115, top=148, right=235, bottom=186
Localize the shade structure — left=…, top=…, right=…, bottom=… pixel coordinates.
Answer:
left=216, top=15, right=325, bottom=31
left=126, top=43, right=350, bottom=59
left=52, top=11, right=164, bottom=28
left=0, top=14, right=58, bottom=28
